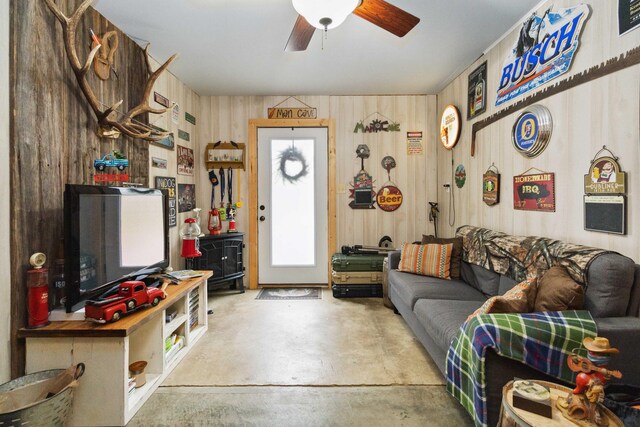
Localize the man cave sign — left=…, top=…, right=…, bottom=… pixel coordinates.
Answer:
left=377, top=185, right=403, bottom=212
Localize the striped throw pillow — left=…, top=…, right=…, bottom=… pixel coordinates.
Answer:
left=398, top=243, right=453, bottom=280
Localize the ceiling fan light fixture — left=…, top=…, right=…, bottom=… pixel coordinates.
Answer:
left=292, top=0, right=360, bottom=30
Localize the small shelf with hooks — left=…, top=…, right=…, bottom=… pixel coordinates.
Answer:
left=205, top=141, right=246, bottom=170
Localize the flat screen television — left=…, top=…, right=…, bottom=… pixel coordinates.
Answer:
left=64, top=184, right=170, bottom=312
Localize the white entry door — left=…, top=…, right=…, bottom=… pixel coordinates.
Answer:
left=257, top=127, right=328, bottom=284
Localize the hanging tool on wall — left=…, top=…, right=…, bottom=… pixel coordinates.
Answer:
left=218, top=167, right=227, bottom=221
left=226, top=168, right=233, bottom=217
left=428, top=202, right=439, bottom=238
left=208, top=170, right=222, bottom=235
left=235, top=170, right=243, bottom=208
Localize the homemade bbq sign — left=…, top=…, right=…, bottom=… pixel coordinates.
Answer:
left=513, top=172, right=555, bottom=212
left=496, top=4, right=590, bottom=106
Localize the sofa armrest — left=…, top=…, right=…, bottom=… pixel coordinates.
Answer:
left=389, top=250, right=401, bottom=270
left=594, top=317, right=640, bottom=385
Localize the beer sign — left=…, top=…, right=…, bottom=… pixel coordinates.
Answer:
left=377, top=185, right=403, bottom=212
left=584, top=156, right=626, bottom=195
left=483, top=168, right=500, bottom=206
left=496, top=4, right=590, bottom=106
left=513, top=172, right=555, bottom=212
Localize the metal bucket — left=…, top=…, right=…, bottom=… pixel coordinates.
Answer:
left=0, top=363, right=84, bottom=427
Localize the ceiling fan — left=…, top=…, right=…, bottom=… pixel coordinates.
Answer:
left=285, top=0, right=420, bottom=52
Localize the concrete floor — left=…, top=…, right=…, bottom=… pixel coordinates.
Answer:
left=129, top=289, right=473, bottom=426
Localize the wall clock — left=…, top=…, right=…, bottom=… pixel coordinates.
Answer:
left=440, top=105, right=461, bottom=150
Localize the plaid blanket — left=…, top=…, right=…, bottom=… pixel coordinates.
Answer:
left=446, top=310, right=596, bottom=427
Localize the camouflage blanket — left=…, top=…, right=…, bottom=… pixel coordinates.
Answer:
left=455, top=225, right=611, bottom=285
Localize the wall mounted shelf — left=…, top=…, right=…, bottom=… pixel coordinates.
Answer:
left=205, top=141, right=246, bottom=170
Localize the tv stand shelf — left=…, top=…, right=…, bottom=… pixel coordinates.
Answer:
left=19, top=272, right=212, bottom=426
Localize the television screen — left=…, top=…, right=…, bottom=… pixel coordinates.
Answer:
left=64, top=185, right=169, bottom=312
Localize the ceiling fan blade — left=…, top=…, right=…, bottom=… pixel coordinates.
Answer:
left=285, top=15, right=316, bottom=52
left=353, top=0, right=420, bottom=37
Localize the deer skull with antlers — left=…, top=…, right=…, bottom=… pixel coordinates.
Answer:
left=44, top=0, right=177, bottom=141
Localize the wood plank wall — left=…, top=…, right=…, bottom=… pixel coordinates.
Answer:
left=436, top=0, right=640, bottom=260
left=9, top=0, right=152, bottom=377
left=198, top=95, right=438, bottom=283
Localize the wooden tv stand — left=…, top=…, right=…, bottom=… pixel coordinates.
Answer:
left=19, top=272, right=212, bottom=426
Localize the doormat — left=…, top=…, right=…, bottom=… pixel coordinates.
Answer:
left=256, top=288, right=322, bottom=300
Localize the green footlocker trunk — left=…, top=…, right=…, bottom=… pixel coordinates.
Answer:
left=331, top=253, right=386, bottom=272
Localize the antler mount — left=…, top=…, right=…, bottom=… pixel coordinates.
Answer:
left=44, top=0, right=176, bottom=141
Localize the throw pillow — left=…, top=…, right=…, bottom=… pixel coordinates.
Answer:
left=422, top=235, right=463, bottom=280
left=534, top=265, right=585, bottom=312
left=398, top=243, right=453, bottom=280
left=467, top=277, right=538, bottom=321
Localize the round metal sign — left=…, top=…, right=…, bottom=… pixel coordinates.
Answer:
left=376, top=185, right=403, bottom=212
left=440, top=105, right=461, bottom=150
left=455, top=164, right=466, bottom=188
left=512, top=105, right=552, bottom=158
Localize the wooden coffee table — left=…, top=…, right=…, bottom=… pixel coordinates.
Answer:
left=499, top=380, right=623, bottom=427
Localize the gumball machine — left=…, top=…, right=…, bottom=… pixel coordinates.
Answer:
left=180, top=216, right=202, bottom=259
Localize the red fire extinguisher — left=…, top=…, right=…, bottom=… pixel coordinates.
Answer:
left=26, top=252, right=50, bottom=328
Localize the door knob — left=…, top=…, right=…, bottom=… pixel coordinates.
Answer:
left=259, top=216, right=266, bottom=222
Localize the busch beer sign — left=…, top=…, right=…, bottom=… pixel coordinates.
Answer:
left=496, top=4, right=590, bottom=106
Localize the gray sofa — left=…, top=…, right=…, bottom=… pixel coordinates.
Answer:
left=388, top=229, right=640, bottom=427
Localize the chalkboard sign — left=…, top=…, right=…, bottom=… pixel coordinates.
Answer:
left=584, top=195, right=625, bottom=234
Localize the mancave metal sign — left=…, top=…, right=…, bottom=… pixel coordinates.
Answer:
left=496, top=4, right=590, bottom=106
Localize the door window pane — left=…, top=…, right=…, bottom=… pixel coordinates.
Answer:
left=270, top=139, right=315, bottom=266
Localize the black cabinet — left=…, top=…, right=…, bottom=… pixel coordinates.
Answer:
left=186, top=233, right=244, bottom=292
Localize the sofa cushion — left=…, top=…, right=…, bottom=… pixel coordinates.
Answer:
left=414, top=299, right=484, bottom=351
left=534, top=266, right=584, bottom=312
left=585, top=254, right=635, bottom=318
left=422, top=235, right=463, bottom=279
left=399, top=243, right=453, bottom=279
left=470, top=264, right=501, bottom=296
left=388, top=269, right=486, bottom=309
left=498, top=275, right=519, bottom=295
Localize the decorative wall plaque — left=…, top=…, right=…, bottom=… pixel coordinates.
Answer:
left=496, top=4, right=590, bottom=106
left=513, top=170, right=555, bottom=212
left=584, top=155, right=626, bottom=195
left=354, top=112, right=400, bottom=133
left=468, top=61, right=487, bottom=119
left=377, top=185, right=403, bottom=212
left=455, top=164, right=466, bottom=188
left=268, top=107, right=317, bottom=119
left=153, top=91, right=170, bottom=108
left=440, top=105, right=461, bottom=150
left=512, top=105, right=552, bottom=158
left=155, top=176, right=177, bottom=227
left=583, top=147, right=627, bottom=234
left=349, top=145, right=376, bottom=209
left=177, top=145, right=194, bottom=176
left=483, top=166, right=500, bottom=206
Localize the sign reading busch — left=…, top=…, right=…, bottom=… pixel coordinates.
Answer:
left=496, top=4, right=590, bottom=106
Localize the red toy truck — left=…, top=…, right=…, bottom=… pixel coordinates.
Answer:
left=85, top=280, right=166, bottom=323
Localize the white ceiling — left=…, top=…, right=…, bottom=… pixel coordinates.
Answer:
left=93, top=0, right=541, bottom=96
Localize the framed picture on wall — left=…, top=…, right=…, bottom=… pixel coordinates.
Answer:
left=467, top=61, right=487, bottom=120
left=178, top=183, right=196, bottom=213
left=150, top=125, right=175, bottom=150
left=177, top=145, right=194, bottom=176
left=154, top=176, right=177, bottom=227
